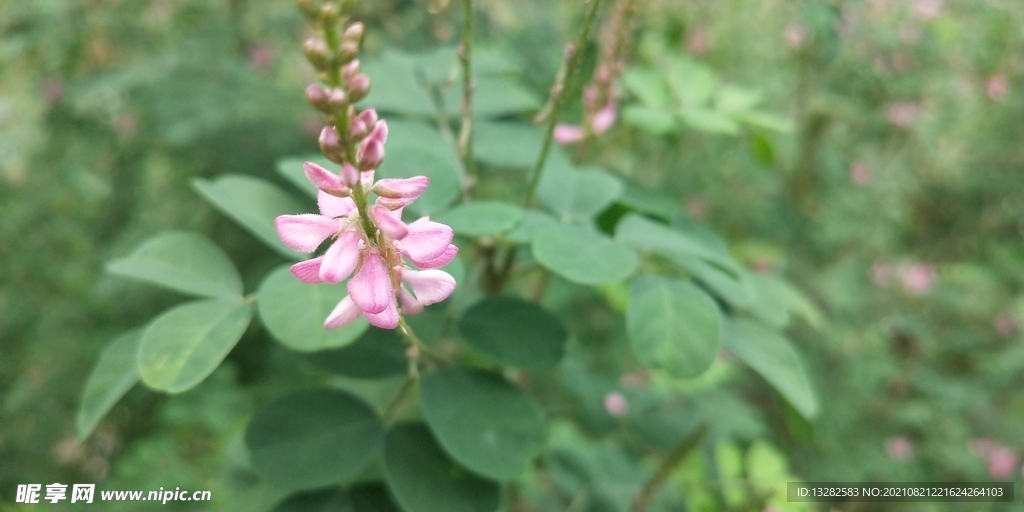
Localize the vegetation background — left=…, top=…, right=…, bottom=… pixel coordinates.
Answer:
left=1, top=0, right=1021, bottom=510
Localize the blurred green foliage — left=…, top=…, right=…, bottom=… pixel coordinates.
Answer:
left=1, top=0, right=1022, bottom=511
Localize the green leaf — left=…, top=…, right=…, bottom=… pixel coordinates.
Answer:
left=138, top=299, right=253, bottom=393
left=666, top=56, right=716, bottom=109
left=533, top=224, right=639, bottom=285
left=385, top=119, right=451, bottom=154
left=272, top=483, right=400, bottom=512
left=505, top=210, right=560, bottom=244
left=715, top=85, right=764, bottom=114
left=627, top=276, right=722, bottom=378
left=76, top=330, right=142, bottom=442
left=734, top=111, right=795, bottom=133
left=474, top=121, right=544, bottom=169
left=616, top=214, right=741, bottom=276
left=257, top=265, right=368, bottom=352
left=723, top=318, right=818, bottom=419
left=458, top=296, right=567, bottom=370
left=305, top=327, right=407, bottom=379
left=622, top=68, right=671, bottom=108
left=744, top=273, right=791, bottom=328
left=246, top=388, right=383, bottom=490
left=362, top=50, right=435, bottom=117
left=445, top=76, right=539, bottom=118
left=420, top=368, right=547, bottom=480
left=674, top=255, right=754, bottom=308
left=277, top=155, right=332, bottom=199
left=538, top=157, right=623, bottom=221
left=383, top=423, right=500, bottom=512
left=622, top=105, right=677, bottom=135
left=615, top=183, right=679, bottom=221
left=377, top=145, right=460, bottom=216
left=435, top=201, right=523, bottom=236
left=106, top=231, right=243, bottom=299
left=679, top=108, right=741, bottom=135
left=193, top=174, right=308, bottom=260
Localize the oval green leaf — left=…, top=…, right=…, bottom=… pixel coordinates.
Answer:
left=76, top=330, right=142, bottom=442
left=106, top=231, right=243, bottom=299
left=533, top=224, right=638, bottom=285
left=434, top=201, right=524, bottom=237
left=258, top=265, right=368, bottom=352
left=474, top=121, right=544, bottom=168
left=306, top=327, right=407, bottom=379
left=419, top=367, right=547, bottom=480
left=246, top=388, right=383, bottom=490
left=383, top=423, right=500, bottom=512
left=458, top=296, right=567, bottom=370
left=538, top=161, right=623, bottom=221
left=627, top=275, right=722, bottom=378
left=137, top=299, right=253, bottom=393
left=377, top=145, right=461, bottom=216
left=193, top=174, right=308, bottom=260
left=723, top=318, right=818, bottom=419
left=616, top=214, right=741, bottom=276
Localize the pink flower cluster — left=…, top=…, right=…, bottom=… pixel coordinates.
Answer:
left=274, top=123, right=458, bottom=330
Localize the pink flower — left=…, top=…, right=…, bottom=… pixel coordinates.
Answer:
left=899, top=264, right=935, bottom=295
left=591, top=102, right=617, bottom=134
left=993, top=312, right=1016, bottom=336
left=986, top=74, right=1009, bottom=101
left=553, top=124, right=585, bottom=145
left=275, top=160, right=457, bottom=330
left=849, top=161, right=873, bottom=185
left=885, top=102, right=919, bottom=128
left=988, top=447, right=1018, bottom=480
left=969, top=437, right=995, bottom=457
left=785, top=23, right=808, bottom=48
left=684, top=29, right=710, bottom=56
left=603, top=391, right=629, bottom=417
left=885, top=436, right=915, bottom=462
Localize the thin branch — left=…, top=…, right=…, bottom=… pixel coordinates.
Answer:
left=457, top=0, right=476, bottom=182
left=629, top=424, right=708, bottom=512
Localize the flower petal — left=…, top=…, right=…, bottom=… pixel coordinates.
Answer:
left=401, top=268, right=456, bottom=305
left=318, top=191, right=356, bottom=218
left=553, top=124, right=585, bottom=145
left=591, top=102, right=617, bottom=134
left=304, top=161, right=346, bottom=193
left=365, top=298, right=399, bottom=329
left=399, top=286, right=423, bottom=314
left=348, top=250, right=394, bottom=314
left=372, top=176, right=429, bottom=199
left=415, top=244, right=459, bottom=269
left=290, top=257, right=324, bottom=283
left=370, top=205, right=409, bottom=240
left=324, top=295, right=361, bottom=329
left=340, top=163, right=360, bottom=188
left=319, top=230, right=361, bottom=283
left=275, top=214, right=339, bottom=252
left=397, top=218, right=454, bottom=265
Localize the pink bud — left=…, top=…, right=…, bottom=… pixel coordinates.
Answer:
left=591, top=102, right=617, bottom=134
left=367, top=120, right=389, bottom=145
left=849, top=161, right=873, bottom=185
left=603, top=391, right=629, bottom=417
left=305, top=84, right=329, bottom=110
left=357, top=108, right=378, bottom=131
left=348, top=74, right=371, bottom=102
left=340, top=163, right=360, bottom=188
left=342, top=59, right=361, bottom=82
left=302, top=38, right=331, bottom=70
left=357, top=140, right=384, bottom=171
left=885, top=436, right=915, bottom=462
left=348, top=119, right=367, bottom=140
left=327, top=88, right=347, bottom=111
left=553, top=124, right=585, bottom=145
left=899, top=264, right=935, bottom=295
left=319, top=126, right=346, bottom=164
left=988, top=447, right=1017, bottom=480
left=338, top=40, right=359, bottom=64
left=987, top=74, right=1009, bottom=101
left=304, top=161, right=346, bottom=194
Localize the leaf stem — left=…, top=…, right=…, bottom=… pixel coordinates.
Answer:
left=629, top=424, right=708, bottom=512
left=521, top=0, right=604, bottom=208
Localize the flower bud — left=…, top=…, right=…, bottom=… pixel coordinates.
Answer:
left=357, top=139, right=384, bottom=171
left=337, top=40, right=360, bottom=64
left=302, top=38, right=331, bottom=70
left=319, top=2, right=339, bottom=23
left=326, top=87, right=347, bottom=111
left=356, top=108, right=378, bottom=129
left=339, top=163, right=360, bottom=188
left=347, top=119, right=367, bottom=140
left=339, top=0, right=359, bottom=14
left=366, top=119, right=388, bottom=145
left=296, top=0, right=320, bottom=20
left=347, top=74, right=371, bottom=102
left=319, top=126, right=346, bottom=164
left=343, top=22, right=365, bottom=45
left=305, top=84, right=330, bottom=110
left=341, top=59, right=361, bottom=82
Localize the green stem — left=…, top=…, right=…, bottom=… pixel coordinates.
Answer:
left=381, top=376, right=416, bottom=424
left=457, top=0, right=476, bottom=182
left=521, top=0, right=604, bottom=207
left=629, top=424, right=708, bottom=512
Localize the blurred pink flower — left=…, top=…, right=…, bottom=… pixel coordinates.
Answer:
left=969, top=437, right=996, bottom=457
left=42, top=78, right=64, bottom=104
left=913, top=0, right=943, bottom=21
left=988, top=447, right=1018, bottom=480
left=603, top=391, right=629, bottom=418
left=850, top=161, right=873, bottom=185
left=886, top=102, right=919, bottom=128
left=785, top=23, right=808, bottom=49
left=871, top=261, right=892, bottom=287
left=553, top=124, right=585, bottom=145
left=685, top=29, right=710, bottom=56
left=686, top=197, right=708, bottom=221
left=986, top=74, right=1009, bottom=101
left=248, top=42, right=276, bottom=72
left=994, top=312, right=1016, bottom=336
left=899, top=264, right=935, bottom=295
left=886, top=436, right=915, bottom=462
left=116, top=113, right=138, bottom=138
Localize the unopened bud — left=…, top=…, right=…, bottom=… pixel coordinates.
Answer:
left=356, top=108, right=378, bottom=130
left=347, top=74, right=371, bottom=102
left=305, top=84, right=330, bottom=110
left=319, top=126, right=346, bottom=164
left=366, top=119, right=389, bottom=145
left=337, top=40, right=359, bottom=64
left=339, top=0, right=359, bottom=14
left=319, top=3, right=339, bottom=23
left=340, top=163, right=360, bottom=188
left=357, top=139, right=384, bottom=171
left=326, top=88, right=347, bottom=111
left=296, top=0, right=320, bottom=20
left=341, top=59, right=361, bottom=81
left=343, top=22, right=365, bottom=44
left=347, top=119, right=367, bottom=140
left=302, top=38, right=331, bottom=70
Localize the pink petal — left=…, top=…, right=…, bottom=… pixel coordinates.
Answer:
left=397, top=218, right=454, bottom=266
left=376, top=195, right=418, bottom=210
left=415, top=244, right=459, bottom=269
left=324, top=296, right=361, bottom=329
left=348, top=250, right=394, bottom=314
left=318, top=191, right=356, bottom=218
left=591, top=102, right=617, bottom=134
left=340, top=163, right=360, bottom=188
left=370, top=205, right=409, bottom=240
left=275, top=214, right=339, bottom=252
left=401, top=268, right=456, bottom=305
left=553, top=124, right=585, bottom=145
left=319, top=230, right=361, bottom=283
left=304, top=162, right=345, bottom=193
left=360, top=170, right=375, bottom=190
left=290, top=257, right=324, bottom=283
left=399, top=286, right=423, bottom=314
left=367, top=120, right=389, bottom=144
left=372, top=176, right=429, bottom=199
left=365, top=298, right=399, bottom=329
